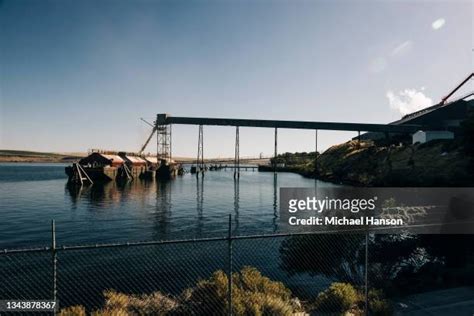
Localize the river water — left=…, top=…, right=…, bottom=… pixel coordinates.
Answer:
left=0, top=163, right=340, bottom=249
left=0, top=163, right=343, bottom=308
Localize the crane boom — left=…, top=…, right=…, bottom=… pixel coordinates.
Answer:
left=140, top=118, right=155, bottom=128
left=441, top=72, right=473, bottom=104
left=138, top=124, right=157, bottom=155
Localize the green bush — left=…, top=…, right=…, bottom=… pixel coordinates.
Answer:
left=270, top=151, right=318, bottom=167
left=59, top=266, right=300, bottom=316
left=368, top=289, right=393, bottom=316
left=313, top=283, right=393, bottom=315
left=314, top=282, right=358, bottom=313
left=181, top=266, right=298, bottom=316
left=244, top=292, right=294, bottom=316
left=74, top=289, right=177, bottom=316
left=178, top=269, right=229, bottom=315
left=92, top=308, right=128, bottom=316
left=59, top=305, right=86, bottom=316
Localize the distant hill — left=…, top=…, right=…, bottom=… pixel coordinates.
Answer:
left=0, top=150, right=85, bottom=163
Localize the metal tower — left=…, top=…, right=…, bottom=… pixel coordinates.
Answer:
left=157, top=122, right=172, bottom=161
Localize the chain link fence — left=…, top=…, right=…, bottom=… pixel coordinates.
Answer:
left=1, top=219, right=474, bottom=315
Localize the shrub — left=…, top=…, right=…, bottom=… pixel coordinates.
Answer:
left=234, top=266, right=291, bottom=301
left=92, top=289, right=177, bottom=315
left=92, top=308, right=128, bottom=316
left=313, top=283, right=393, bottom=316
left=59, top=267, right=300, bottom=316
left=314, top=282, right=358, bottom=313
left=368, top=289, right=393, bottom=316
left=232, top=266, right=295, bottom=316
left=181, top=266, right=298, bottom=316
left=178, top=269, right=229, bottom=315
left=244, top=292, right=294, bottom=316
left=59, top=305, right=86, bottom=316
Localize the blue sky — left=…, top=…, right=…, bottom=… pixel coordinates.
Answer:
left=1, top=0, right=472, bottom=157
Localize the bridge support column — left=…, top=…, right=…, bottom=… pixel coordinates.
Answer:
left=197, top=125, right=204, bottom=177
left=315, top=129, right=318, bottom=172
left=273, top=127, right=278, bottom=172
left=357, top=130, right=361, bottom=149
left=315, top=129, right=318, bottom=153
left=234, top=126, right=240, bottom=179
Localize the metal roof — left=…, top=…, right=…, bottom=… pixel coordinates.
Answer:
left=101, top=154, right=124, bottom=164
left=144, top=156, right=158, bottom=163
left=124, top=155, right=146, bottom=164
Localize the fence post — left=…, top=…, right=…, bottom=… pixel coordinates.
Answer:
left=51, top=220, right=57, bottom=315
left=364, top=230, right=369, bottom=316
left=227, top=214, right=233, bottom=316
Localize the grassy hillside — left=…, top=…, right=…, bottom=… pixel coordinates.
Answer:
left=266, top=151, right=318, bottom=176
left=316, top=139, right=472, bottom=186
left=0, top=150, right=85, bottom=163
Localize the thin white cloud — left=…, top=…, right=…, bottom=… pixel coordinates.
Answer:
left=369, top=40, right=412, bottom=73
left=390, top=41, right=413, bottom=57
left=432, top=18, right=445, bottom=30
left=386, top=89, right=433, bottom=116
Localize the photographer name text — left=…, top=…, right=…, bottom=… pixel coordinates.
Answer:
left=288, top=216, right=403, bottom=226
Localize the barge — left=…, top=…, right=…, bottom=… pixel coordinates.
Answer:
left=156, top=159, right=179, bottom=180
left=66, top=151, right=183, bottom=184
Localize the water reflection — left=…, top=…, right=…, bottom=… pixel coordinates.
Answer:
left=233, top=178, right=240, bottom=232
left=61, top=169, right=332, bottom=242
left=67, top=179, right=159, bottom=210
left=153, top=180, right=172, bottom=240
left=196, top=176, right=204, bottom=236
left=65, top=172, right=286, bottom=237
left=65, top=184, right=87, bottom=209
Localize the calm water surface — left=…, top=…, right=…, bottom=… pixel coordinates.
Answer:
left=0, top=163, right=338, bottom=248
left=0, top=163, right=344, bottom=306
